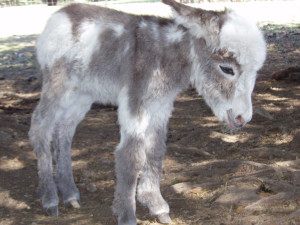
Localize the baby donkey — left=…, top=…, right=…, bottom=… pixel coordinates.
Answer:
left=29, top=0, right=266, bottom=224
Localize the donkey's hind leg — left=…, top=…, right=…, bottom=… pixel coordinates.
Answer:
left=137, top=129, right=171, bottom=224
left=29, top=98, right=60, bottom=216
left=52, top=95, right=92, bottom=209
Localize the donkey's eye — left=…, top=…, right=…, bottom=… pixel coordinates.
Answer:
left=219, top=65, right=234, bottom=76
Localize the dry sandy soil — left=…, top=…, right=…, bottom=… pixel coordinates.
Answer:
left=0, top=2, right=300, bottom=225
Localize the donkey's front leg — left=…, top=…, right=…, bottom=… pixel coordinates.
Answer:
left=137, top=130, right=171, bottom=224
left=113, top=134, right=146, bottom=225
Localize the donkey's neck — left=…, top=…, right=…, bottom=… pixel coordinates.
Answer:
left=135, top=18, right=194, bottom=93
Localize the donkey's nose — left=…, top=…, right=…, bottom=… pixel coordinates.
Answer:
left=235, top=115, right=245, bottom=127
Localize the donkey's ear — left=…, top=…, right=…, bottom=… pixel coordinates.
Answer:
left=162, top=0, right=197, bottom=17
left=162, top=0, right=226, bottom=28
left=163, top=0, right=228, bottom=40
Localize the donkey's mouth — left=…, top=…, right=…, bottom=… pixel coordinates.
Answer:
left=227, top=114, right=236, bottom=129
left=226, top=109, right=244, bottom=129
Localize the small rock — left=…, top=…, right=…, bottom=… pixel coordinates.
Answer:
left=215, top=185, right=260, bottom=206
left=169, top=182, right=199, bottom=194
left=188, top=187, right=203, bottom=194
left=17, top=141, right=28, bottom=148
left=243, top=192, right=290, bottom=213
left=87, top=183, right=97, bottom=193
left=24, top=52, right=33, bottom=58
left=18, top=52, right=25, bottom=57
left=27, top=74, right=39, bottom=82
left=80, top=143, right=87, bottom=147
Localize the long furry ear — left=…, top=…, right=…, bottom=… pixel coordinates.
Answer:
left=162, top=0, right=196, bottom=16
left=162, top=0, right=228, bottom=42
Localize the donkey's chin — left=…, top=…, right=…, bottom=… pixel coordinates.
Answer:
left=213, top=113, right=239, bottom=131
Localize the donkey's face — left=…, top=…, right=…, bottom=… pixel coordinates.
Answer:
left=198, top=11, right=266, bottom=129
left=163, top=0, right=266, bottom=129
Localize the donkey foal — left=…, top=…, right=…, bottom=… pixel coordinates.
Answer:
left=29, top=0, right=266, bottom=224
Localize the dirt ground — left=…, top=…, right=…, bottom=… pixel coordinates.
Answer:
left=0, top=12, right=300, bottom=225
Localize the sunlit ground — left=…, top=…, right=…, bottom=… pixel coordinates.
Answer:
left=0, top=0, right=299, bottom=38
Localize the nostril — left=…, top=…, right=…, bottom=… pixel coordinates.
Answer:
left=235, top=115, right=245, bottom=125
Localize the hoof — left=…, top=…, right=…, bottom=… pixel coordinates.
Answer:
left=45, top=206, right=58, bottom=216
left=157, top=213, right=171, bottom=224
left=66, top=199, right=81, bottom=209
left=117, top=216, right=137, bottom=225
left=70, top=199, right=81, bottom=209
left=118, top=220, right=136, bottom=225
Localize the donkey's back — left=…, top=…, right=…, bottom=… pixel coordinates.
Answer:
left=36, top=4, right=142, bottom=106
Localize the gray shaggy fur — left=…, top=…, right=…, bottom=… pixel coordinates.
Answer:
left=29, top=0, right=266, bottom=224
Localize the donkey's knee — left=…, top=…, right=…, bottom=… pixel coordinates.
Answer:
left=28, top=129, right=51, bottom=155
left=29, top=108, right=53, bottom=153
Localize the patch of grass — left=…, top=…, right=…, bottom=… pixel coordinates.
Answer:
left=171, top=179, right=181, bottom=185
left=0, top=35, right=37, bottom=77
left=262, top=23, right=300, bottom=33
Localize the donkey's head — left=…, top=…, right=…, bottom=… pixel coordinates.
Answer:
left=163, top=0, right=266, bottom=129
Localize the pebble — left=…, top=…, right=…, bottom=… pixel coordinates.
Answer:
left=27, top=74, right=38, bottom=82
left=169, top=182, right=200, bottom=194
left=215, top=185, right=260, bottom=206
left=87, top=183, right=97, bottom=193
left=17, top=141, right=28, bottom=148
